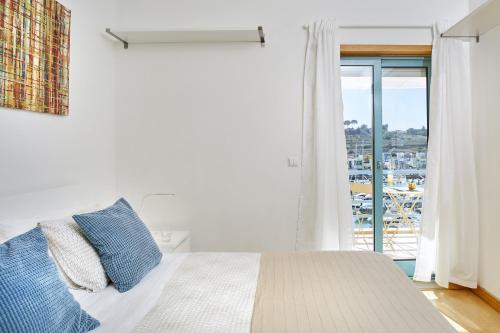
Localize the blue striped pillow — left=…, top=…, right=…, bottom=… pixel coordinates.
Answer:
left=73, top=198, right=162, bottom=293
left=0, top=227, right=100, bottom=333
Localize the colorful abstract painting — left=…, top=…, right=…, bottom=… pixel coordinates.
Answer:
left=0, top=0, right=71, bottom=115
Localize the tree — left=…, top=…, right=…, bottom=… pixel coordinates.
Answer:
left=351, top=119, right=358, bottom=128
left=358, top=124, right=370, bottom=136
left=407, top=128, right=417, bottom=135
left=344, top=120, right=351, bottom=127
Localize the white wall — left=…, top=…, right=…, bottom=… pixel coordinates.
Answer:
left=470, top=0, right=500, bottom=300
left=113, top=0, right=468, bottom=252
left=0, top=0, right=117, bottom=210
left=2, top=0, right=495, bottom=293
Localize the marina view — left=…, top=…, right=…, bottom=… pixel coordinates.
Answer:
left=342, top=65, right=429, bottom=260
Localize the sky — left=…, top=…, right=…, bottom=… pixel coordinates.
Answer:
left=341, top=74, right=428, bottom=131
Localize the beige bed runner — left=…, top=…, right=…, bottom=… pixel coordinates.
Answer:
left=251, top=251, right=455, bottom=333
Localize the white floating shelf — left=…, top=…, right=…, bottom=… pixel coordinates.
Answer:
left=105, top=27, right=265, bottom=49
left=442, top=0, right=500, bottom=41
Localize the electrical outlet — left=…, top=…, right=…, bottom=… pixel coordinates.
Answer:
left=288, top=157, right=299, bottom=168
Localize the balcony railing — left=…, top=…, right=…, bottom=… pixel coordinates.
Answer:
left=351, top=185, right=423, bottom=260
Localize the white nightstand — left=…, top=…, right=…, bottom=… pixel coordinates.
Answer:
left=151, top=230, right=191, bottom=253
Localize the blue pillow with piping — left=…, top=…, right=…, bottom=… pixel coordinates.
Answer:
left=0, top=227, right=100, bottom=333
left=73, top=198, right=162, bottom=292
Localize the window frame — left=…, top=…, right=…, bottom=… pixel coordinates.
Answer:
left=341, top=56, right=432, bottom=277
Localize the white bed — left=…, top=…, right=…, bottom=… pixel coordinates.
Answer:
left=0, top=188, right=455, bottom=333
left=71, top=253, right=188, bottom=333
left=72, top=251, right=455, bottom=333
left=73, top=252, right=261, bottom=333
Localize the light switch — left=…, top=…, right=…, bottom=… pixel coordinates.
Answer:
left=288, top=157, right=299, bottom=168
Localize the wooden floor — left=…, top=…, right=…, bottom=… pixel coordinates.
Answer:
left=417, top=283, right=500, bottom=332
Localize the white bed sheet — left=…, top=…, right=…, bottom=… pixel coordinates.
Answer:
left=133, top=253, right=261, bottom=333
left=71, top=253, right=188, bottom=333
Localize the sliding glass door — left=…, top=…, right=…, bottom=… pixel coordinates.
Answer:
left=341, top=65, right=376, bottom=252
left=341, top=57, right=431, bottom=276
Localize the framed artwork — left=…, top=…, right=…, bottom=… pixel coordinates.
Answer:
left=0, top=0, right=71, bottom=115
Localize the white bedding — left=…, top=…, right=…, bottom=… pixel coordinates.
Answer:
left=133, top=253, right=261, bottom=333
left=74, top=252, right=453, bottom=333
left=71, top=253, right=188, bottom=333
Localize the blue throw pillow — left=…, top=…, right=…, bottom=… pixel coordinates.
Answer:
left=73, top=198, right=162, bottom=293
left=0, top=227, right=100, bottom=333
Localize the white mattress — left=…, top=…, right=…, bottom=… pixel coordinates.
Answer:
left=71, top=253, right=188, bottom=333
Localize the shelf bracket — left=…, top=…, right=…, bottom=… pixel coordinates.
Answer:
left=440, top=33, right=480, bottom=43
left=258, top=26, right=265, bottom=47
left=106, top=28, right=129, bottom=49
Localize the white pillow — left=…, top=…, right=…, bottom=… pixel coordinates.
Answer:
left=39, top=218, right=109, bottom=292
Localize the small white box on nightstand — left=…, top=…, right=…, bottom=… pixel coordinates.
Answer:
left=151, top=230, right=191, bottom=253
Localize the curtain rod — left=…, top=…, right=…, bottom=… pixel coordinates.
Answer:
left=301, top=24, right=479, bottom=42
left=302, top=24, right=433, bottom=29
left=340, top=25, right=433, bottom=29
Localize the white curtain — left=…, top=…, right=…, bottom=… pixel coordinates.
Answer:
left=296, top=20, right=353, bottom=251
left=414, top=24, right=479, bottom=288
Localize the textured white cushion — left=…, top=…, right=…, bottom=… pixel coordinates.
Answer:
left=39, top=218, right=109, bottom=292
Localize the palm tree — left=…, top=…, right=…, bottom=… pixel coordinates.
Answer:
left=344, top=120, right=351, bottom=127
left=351, top=119, right=358, bottom=128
